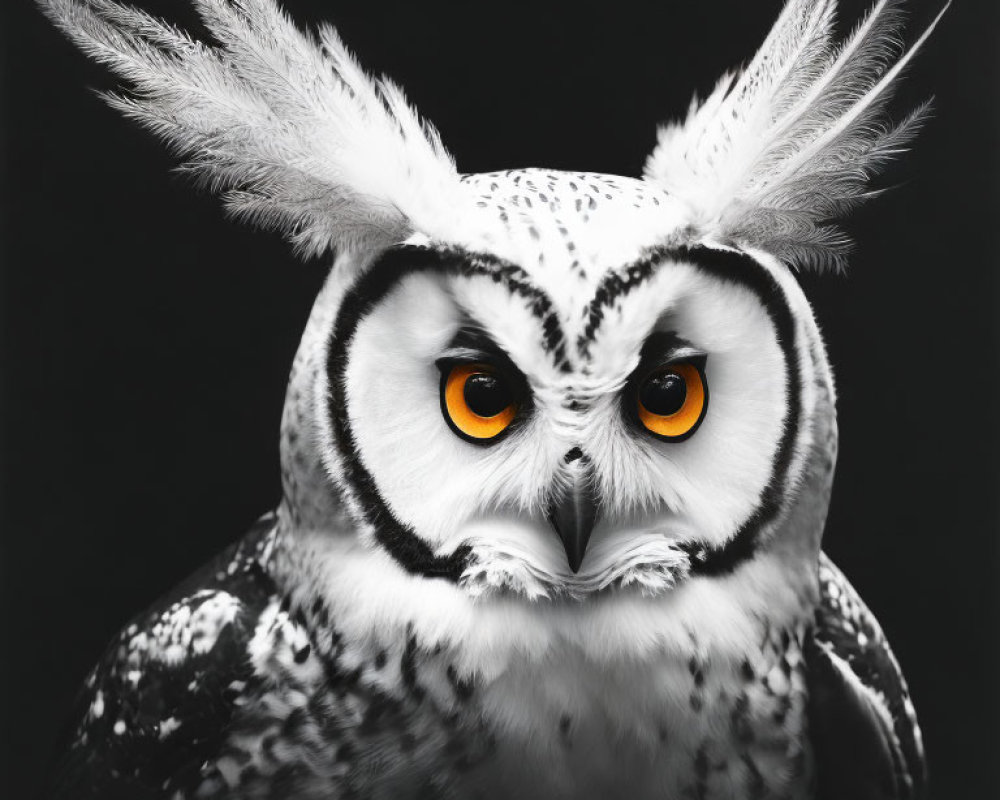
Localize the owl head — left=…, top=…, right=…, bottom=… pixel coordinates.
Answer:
left=44, top=0, right=944, bottom=601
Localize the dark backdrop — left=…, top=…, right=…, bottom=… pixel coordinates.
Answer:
left=2, top=0, right=997, bottom=796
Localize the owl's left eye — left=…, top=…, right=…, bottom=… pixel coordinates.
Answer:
left=440, top=363, right=520, bottom=444
left=634, top=361, right=708, bottom=442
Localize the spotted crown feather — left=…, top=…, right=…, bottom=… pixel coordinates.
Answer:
left=644, top=0, right=948, bottom=270
left=39, top=0, right=464, bottom=259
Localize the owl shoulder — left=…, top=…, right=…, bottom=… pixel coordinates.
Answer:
left=805, top=552, right=927, bottom=800
left=47, top=513, right=282, bottom=799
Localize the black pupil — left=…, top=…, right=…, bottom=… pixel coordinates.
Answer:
left=464, top=372, right=512, bottom=418
left=640, top=370, right=687, bottom=416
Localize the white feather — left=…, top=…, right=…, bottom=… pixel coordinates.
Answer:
left=39, top=0, right=464, bottom=258
left=644, top=0, right=948, bottom=269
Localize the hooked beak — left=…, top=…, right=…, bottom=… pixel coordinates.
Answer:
left=546, top=449, right=599, bottom=573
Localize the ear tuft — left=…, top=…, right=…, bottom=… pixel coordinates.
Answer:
left=40, top=0, right=464, bottom=259
left=644, top=0, right=948, bottom=271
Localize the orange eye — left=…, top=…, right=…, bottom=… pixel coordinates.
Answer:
left=636, top=362, right=708, bottom=441
left=441, top=363, right=519, bottom=443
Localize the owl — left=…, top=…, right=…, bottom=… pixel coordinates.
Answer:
left=40, top=0, right=944, bottom=798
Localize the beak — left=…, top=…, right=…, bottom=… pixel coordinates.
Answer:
left=546, top=450, right=599, bottom=573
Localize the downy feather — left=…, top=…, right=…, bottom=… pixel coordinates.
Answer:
left=39, top=0, right=463, bottom=259
left=644, top=0, right=948, bottom=270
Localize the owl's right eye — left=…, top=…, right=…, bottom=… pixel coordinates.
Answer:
left=440, top=363, right=520, bottom=444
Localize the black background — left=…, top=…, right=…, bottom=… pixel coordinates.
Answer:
left=2, top=0, right=997, bottom=796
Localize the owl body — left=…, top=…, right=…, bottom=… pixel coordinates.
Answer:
left=61, top=516, right=816, bottom=800
left=41, top=1, right=938, bottom=797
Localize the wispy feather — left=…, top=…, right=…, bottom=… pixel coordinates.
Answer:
left=644, top=0, right=948, bottom=270
left=40, top=0, right=464, bottom=258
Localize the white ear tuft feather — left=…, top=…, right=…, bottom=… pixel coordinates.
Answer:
left=40, top=0, right=464, bottom=259
left=644, top=0, right=948, bottom=270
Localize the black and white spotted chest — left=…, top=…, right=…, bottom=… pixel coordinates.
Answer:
left=52, top=514, right=924, bottom=800
left=206, top=547, right=814, bottom=800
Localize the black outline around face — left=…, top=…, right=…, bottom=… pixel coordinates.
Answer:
left=326, top=243, right=800, bottom=584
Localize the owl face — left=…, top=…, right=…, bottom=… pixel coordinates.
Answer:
left=317, top=171, right=810, bottom=599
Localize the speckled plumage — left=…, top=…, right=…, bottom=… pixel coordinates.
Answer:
left=41, top=1, right=937, bottom=798
left=51, top=514, right=923, bottom=799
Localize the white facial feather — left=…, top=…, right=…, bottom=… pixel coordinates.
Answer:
left=583, top=261, right=787, bottom=535
left=280, top=525, right=814, bottom=676
left=341, top=238, right=791, bottom=599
